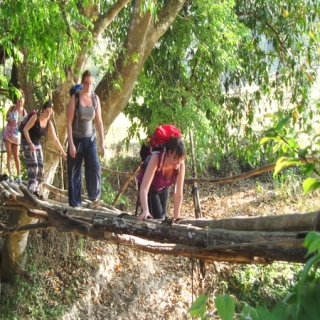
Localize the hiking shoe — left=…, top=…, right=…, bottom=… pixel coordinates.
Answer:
left=16, top=177, right=22, bottom=183
left=33, top=191, right=43, bottom=200
left=88, top=199, right=103, bottom=209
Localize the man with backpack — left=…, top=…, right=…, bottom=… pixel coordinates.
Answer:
left=137, top=135, right=186, bottom=221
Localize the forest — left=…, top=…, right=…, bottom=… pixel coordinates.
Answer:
left=0, top=0, right=320, bottom=319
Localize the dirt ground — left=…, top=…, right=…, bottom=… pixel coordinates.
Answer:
left=56, top=173, right=320, bottom=320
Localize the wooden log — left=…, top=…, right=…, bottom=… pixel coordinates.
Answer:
left=2, top=215, right=308, bottom=264
left=92, top=216, right=305, bottom=248
left=179, top=211, right=320, bottom=232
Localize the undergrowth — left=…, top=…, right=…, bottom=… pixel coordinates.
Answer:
left=222, top=263, right=303, bottom=312
left=0, top=231, right=94, bottom=319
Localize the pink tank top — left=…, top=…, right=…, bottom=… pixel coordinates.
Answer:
left=137, top=154, right=179, bottom=191
left=150, top=165, right=179, bottom=191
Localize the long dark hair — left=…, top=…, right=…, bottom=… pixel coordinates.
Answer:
left=42, top=100, right=53, bottom=110
left=167, top=137, right=186, bottom=159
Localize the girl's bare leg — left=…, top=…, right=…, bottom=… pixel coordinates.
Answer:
left=4, top=141, right=12, bottom=175
left=12, top=144, right=21, bottom=175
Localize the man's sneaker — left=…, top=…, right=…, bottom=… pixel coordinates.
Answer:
left=33, top=191, right=43, bottom=200
left=88, top=199, right=103, bottom=209
left=16, top=176, right=22, bottom=183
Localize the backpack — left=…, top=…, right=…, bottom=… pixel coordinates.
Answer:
left=18, top=110, right=39, bottom=134
left=69, top=84, right=83, bottom=97
left=139, top=124, right=182, bottom=169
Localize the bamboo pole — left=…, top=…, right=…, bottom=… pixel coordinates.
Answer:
left=189, top=130, right=202, bottom=218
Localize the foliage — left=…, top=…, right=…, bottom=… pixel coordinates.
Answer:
left=261, top=109, right=320, bottom=194
left=0, top=234, right=88, bottom=319
left=122, top=0, right=320, bottom=173
left=124, top=0, right=252, bottom=170
left=272, top=167, right=305, bottom=199
left=225, top=263, right=302, bottom=312
left=188, top=231, right=320, bottom=320
left=1, top=0, right=319, bottom=173
left=100, top=177, right=128, bottom=205
left=0, top=0, right=95, bottom=104
left=0, top=0, right=92, bottom=81
left=100, top=153, right=138, bottom=206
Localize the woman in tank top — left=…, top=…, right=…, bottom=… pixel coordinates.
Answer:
left=138, top=137, right=186, bottom=221
left=66, top=70, right=105, bottom=208
left=22, top=101, right=67, bottom=199
left=2, top=89, right=26, bottom=182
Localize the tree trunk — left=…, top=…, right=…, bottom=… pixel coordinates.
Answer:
left=1, top=209, right=37, bottom=282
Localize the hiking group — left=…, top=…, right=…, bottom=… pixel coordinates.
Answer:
left=3, top=70, right=105, bottom=206
left=2, top=70, right=186, bottom=220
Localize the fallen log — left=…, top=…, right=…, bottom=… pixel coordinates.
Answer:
left=4, top=210, right=308, bottom=264
left=179, top=211, right=320, bottom=232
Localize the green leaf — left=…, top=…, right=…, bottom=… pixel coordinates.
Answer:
left=259, top=137, right=269, bottom=145
left=302, top=178, right=320, bottom=194
left=273, top=157, right=301, bottom=176
left=241, top=306, right=277, bottom=320
left=241, top=306, right=259, bottom=320
left=275, top=117, right=291, bottom=131
left=286, top=137, right=299, bottom=149
left=255, top=307, right=278, bottom=320
left=188, top=294, right=208, bottom=318
left=304, top=232, right=320, bottom=255
left=273, top=301, right=297, bottom=320
left=300, top=282, right=320, bottom=319
left=301, top=163, right=315, bottom=176
left=304, top=231, right=320, bottom=248
left=306, top=238, right=320, bottom=256
left=215, top=294, right=234, bottom=320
